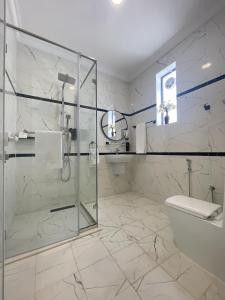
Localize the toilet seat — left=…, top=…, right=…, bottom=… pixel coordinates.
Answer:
left=165, top=195, right=222, bottom=219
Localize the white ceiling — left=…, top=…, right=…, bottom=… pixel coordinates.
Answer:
left=12, top=0, right=225, bottom=81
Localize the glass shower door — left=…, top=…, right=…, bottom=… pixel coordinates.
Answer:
left=4, top=27, right=81, bottom=257
left=2, top=22, right=97, bottom=259
left=79, top=57, right=98, bottom=226
left=0, top=0, right=5, bottom=297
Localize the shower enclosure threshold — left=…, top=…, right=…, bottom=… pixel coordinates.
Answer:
left=5, top=225, right=99, bottom=265
left=5, top=202, right=97, bottom=258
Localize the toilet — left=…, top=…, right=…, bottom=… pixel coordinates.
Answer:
left=165, top=194, right=225, bottom=282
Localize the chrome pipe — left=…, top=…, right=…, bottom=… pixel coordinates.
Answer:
left=75, top=54, right=81, bottom=235
left=210, top=185, right=215, bottom=203
left=186, top=159, right=192, bottom=197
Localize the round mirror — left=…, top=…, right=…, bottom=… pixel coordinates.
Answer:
left=101, top=110, right=128, bottom=141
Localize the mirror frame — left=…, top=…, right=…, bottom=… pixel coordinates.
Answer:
left=101, top=110, right=128, bottom=141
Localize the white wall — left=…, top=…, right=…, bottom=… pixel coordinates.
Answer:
left=129, top=8, right=225, bottom=205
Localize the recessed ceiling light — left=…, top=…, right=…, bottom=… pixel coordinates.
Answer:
left=201, top=62, right=212, bottom=70
left=112, top=0, right=123, bottom=6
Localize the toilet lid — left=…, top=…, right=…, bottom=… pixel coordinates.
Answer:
left=165, top=195, right=222, bottom=219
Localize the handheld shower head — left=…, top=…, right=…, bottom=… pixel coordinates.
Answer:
left=58, top=73, right=76, bottom=86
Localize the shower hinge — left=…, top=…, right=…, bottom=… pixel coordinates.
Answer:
left=5, top=43, right=7, bottom=53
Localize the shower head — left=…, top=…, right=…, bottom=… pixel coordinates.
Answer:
left=58, top=73, right=76, bottom=86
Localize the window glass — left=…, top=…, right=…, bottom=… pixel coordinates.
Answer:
left=156, top=62, right=177, bottom=125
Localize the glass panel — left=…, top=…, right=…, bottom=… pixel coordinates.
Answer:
left=79, top=58, right=97, bottom=225
left=162, top=69, right=177, bottom=123
left=156, top=62, right=177, bottom=125
left=0, top=0, right=5, bottom=298
left=4, top=27, right=80, bottom=258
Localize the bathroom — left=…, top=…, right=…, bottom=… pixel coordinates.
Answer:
left=1, top=0, right=225, bottom=299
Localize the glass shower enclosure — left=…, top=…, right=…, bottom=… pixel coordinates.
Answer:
left=3, top=22, right=98, bottom=258
left=0, top=0, right=6, bottom=298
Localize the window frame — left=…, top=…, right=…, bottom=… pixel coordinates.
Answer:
left=156, top=62, right=177, bottom=126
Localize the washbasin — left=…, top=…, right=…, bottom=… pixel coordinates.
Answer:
left=106, top=154, right=132, bottom=164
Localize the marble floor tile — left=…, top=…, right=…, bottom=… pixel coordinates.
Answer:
left=177, top=264, right=213, bottom=299
left=104, top=206, right=136, bottom=226
left=126, top=206, right=151, bottom=221
left=35, top=273, right=87, bottom=300
left=112, top=243, right=157, bottom=283
left=6, top=206, right=90, bottom=258
left=135, top=266, right=194, bottom=300
left=5, top=256, right=36, bottom=300
left=138, top=232, right=178, bottom=264
left=79, top=256, right=125, bottom=300
left=199, top=283, right=225, bottom=300
left=122, top=221, right=153, bottom=241
left=100, top=227, right=134, bottom=253
left=72, top=235, right=109, bottom=270
left=142, top=214, right=170, bottom=232
left=212, top=277, right=225, bottom=300
left=114, top=282, right=140, bottom=300
left=4, top=192, right=225, bottom=300
left=36, top=244, right=78, bottom=291
left=117, top=192, right=144, bottom=202
left=157, top=225, right=174, bottom=242
left=161, top=252, right=194, bottom=280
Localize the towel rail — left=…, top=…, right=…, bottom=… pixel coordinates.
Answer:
left=132, top=120, right=156, bottom=129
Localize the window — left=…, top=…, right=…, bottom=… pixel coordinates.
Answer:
left=156, top=62, right=177, bottom=126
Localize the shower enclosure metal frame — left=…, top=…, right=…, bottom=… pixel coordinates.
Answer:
left=0, top=0, right=6, bottom=298
left=4, top=22, right=98, bottom=252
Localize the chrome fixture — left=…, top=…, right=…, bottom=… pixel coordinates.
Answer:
left=58, top=73, right=76, bottom=182
left=210, top=185, right=216, bottom=203
left=204, top=103, right=211, bottom=111
left=186, top=159, right=192, bottom=197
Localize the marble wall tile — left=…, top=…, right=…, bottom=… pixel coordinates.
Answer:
left=131, top=155, right=225, bottom=205
left=129, top=8, right=225, bottom=207
left=9, top=40, right=131, bottom=218
left=98, top=156, right=132, bottom=198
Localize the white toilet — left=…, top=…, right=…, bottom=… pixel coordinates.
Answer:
left=165, top=194, right=225, bottom=282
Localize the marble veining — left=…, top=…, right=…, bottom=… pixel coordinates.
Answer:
left=129, top=8, right=225, bottom=207
left=5, top=192, right=225, bottom=300
left=5, top=205, right=91, bottom=258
